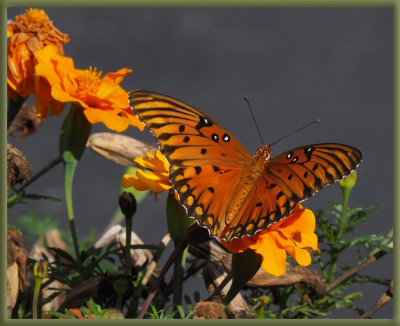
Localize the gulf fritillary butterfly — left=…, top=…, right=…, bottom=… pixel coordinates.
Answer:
left=129, top=90, right=362, bottom=242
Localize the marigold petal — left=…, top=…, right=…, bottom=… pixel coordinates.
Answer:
left=295, top=233, right=321, bottom=253
left=274, top=206, right=316, bottom=235
left=7, top=25, right=13, bottom=38
left=134, top=155, right=156, bottom=170
left=221, top=236, right=255, bottom=253
left=84, top=108, right=129, bottom=132
left=126, top=111, right=145, bottom=131
left=103, top=68, right=133, bottom=84
left=34, top=45, right=71, bottom=85
left=134, top=151, right=169, bottom=173
left=50, top=82, right=80, bottom=104
left=153, top=151, right=170, bottom=171
left=136, top=170, right=171, bottom=192
left=123, top=169, right=171, bottom=193
left=284, top=245, right=312, bottom=266
left=122, top=174, right=153, bottom=191
left=250, top=233, right=287, bottom=276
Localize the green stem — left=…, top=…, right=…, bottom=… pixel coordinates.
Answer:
left=328, top=187, right=352, bottom=283
left=337, top=187, right=351, bottom=239
left=207, top=271, right=233, bottom=302
left=125, top=216, right=132, bottom=275
left=172, top=245, right=188, bottom=311
left=64, top=162, right=80, bottom=261
left=32, top=277, right=43, bottom=319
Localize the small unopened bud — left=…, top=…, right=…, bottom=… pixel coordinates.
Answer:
left=119, top=192, right=137, bottom=217
left=101, top=309, right=124, bottom=319
left=33, top=259, right=48, bottom=280
left=338, top=171, right=357, bottom=190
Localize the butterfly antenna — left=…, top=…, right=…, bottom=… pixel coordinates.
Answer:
left=269, top=119, right=323, bottom=147
left=243, top=96, right=265, bottom=145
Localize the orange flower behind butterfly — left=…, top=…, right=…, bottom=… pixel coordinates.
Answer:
left=122, top=150, right=171, bottom=192
left=33, top=45, right=144, bottom=132
left=221, top=204, right=320, bottom=276
left=7, top=8, right=69, bottom=101
left=123, top=150, right=320, bottom=276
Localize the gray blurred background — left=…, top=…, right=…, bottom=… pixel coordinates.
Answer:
left=7, top=7, right=393, bottom=318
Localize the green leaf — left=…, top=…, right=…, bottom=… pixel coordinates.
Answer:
left=166, top=191, right=194, bottom=244
left=59, top=103, right=92, bottom=164
left=222, top=249, right=262, bottom=306
left=176, top=305, right=186, bottom=318
left=47, top=311, right=72, bottom=319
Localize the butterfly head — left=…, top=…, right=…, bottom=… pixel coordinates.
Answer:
left=256, top=144, right=271, bottom=161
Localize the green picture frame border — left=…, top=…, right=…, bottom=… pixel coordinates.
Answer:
left=1, top=0, right=398, bottom=324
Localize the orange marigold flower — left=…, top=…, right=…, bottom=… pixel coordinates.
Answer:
left=122, top=150, right=171, bottom=192
left=34, top=45, right=144, bottom=132
left=221, top=204, right=320, bottom=276
left=7, top=8, right=69, bottom=100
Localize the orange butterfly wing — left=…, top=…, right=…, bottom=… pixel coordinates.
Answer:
left=266, top=144, right=362, bottom=202
left=219, top=144, right=362, bottom=241
left=129, top=90, right=251, bottom=237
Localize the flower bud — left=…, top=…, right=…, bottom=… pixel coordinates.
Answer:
left=119, top=192, right=137, bottom=217
left=101, top=309, right=124, bottom=319
left=33, top=259, right=48, bottom=280
left=338, top=171, right=357, bottom=190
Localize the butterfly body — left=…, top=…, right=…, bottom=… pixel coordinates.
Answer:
left=129, top=90, right=362, bottom=242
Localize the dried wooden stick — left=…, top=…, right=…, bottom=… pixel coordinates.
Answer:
left=327, top=242, right=392, bottom=292
left=361, top=280, right=393, bottom=319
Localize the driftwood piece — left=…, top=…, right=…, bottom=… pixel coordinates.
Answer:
left=203, top=260, right=256, bottom=319
left=7, top=230, right=28, bottom=315
left=58, top=275, right=133, bottom=312
left=7, top=143, right=32, bottom=188
left=86, top=132, right=157, bottom=167
left=361, top=280, right=393, bottom=319
left=190, top=240, right=327, bottom=309
left=94, top=224, right=160, bottom=271
left=8, top=104, right=43, bottom=138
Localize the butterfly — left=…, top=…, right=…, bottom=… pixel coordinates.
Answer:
left=129, top=90, right=362, bottom=242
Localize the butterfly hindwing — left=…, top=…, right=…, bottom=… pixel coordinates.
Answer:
left=222, top=175, right=297, bottom=241
left=169, top=164, right=242, bottom=237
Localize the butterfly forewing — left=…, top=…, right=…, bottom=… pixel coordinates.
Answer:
left=265, top=143, right=362, bottom=202
left=129, top=90, right=251, bottom=238
left=129, top=90, right=251, bottom=167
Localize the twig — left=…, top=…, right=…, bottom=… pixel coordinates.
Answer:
left=140, top=233, right=171, bottom=286
left=16, top=156, right=62, bottom=193
left=360, top=280, right=393, bottom=319
left=327, top=242, right=392, bottom=292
